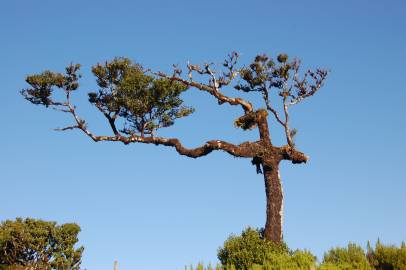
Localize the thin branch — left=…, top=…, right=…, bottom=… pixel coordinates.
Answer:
left=54, top=125, right=79, bottom=131
left=261, top=87, right=285, bottom=126
left=205, top=63, right=219, bottom=90
left=151, top=70, right=253, bottom=113
left=260, top=82, right=293, bottom=147
left=282, top=95, right=294, bottom=147
left=290, top=68, right=328, bottom=105
left=94, top=102, right=120, bottom=136
left=219, top=51, right=240, bottom=87
left=51, top=106, right=71, bottom=113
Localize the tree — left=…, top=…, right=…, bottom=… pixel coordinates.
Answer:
left=0, top=218, right=83, bottom=270
left=21, top=52, right=328, bottom=243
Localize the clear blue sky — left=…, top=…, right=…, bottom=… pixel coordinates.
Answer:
left=1, top=0, right=405, bottom=269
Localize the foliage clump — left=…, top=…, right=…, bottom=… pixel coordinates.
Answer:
left=217, top=227, right=315, bottom=270
left=318, top=241, right=406, bottom=270
left=367, top=240, right=406, bottom=270
left=234, top=111, right=259, bottom=130
left=318, top=243, right=373, bottom=270
left=215, top=228, right=406, bottom=270
left=0, top=218, right=83, bottom=270
left=89, top=58, right=194, bottom=136
left=22, top=64, right=80, bottom=107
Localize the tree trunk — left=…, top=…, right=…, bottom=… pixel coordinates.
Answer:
left=263, top=161, right=283, bottom=243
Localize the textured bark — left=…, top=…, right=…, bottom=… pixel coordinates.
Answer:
left=263, top=162, right=283, bottom=243
left=254, top=109, right=283, bottom=242
left=256, top=109, right=271, bottom=144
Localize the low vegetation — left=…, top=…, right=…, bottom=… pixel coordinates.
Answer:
left=189, top=228, right=406, bottom=270
left=0, top=218, right=83, bottom=270
left=1, top=219, right=404, bottom=270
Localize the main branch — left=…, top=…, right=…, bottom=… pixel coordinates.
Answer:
left=55, top=95, right=256, bottom=159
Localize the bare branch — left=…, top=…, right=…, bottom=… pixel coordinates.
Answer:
left=204, top=63, right=220, bottom=91
left=282, top=95, right=294, bottom=147
left=54, top=125, right=80, bottom=131
left=93, top=102, right=121, bottom=136
left=290, top=67, right=328, bottom=105
left=152, top=70, right=253, bottom=113
left=260, top=81, right=293, bottom=147
left=51, top=106, right=71, bottom=113
left=261, top=88, right=285, bottom=126
left=220, top=51, right=240, bottom=87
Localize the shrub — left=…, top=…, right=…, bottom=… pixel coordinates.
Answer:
left=217, top=227, right=315, bottom=270
left=194, top=236, right=406, bottom=270
left=254, top=250, right=315, bottom=270
left=367, top=240, right=406, bottom=270
left=319, top=243, right=372, bottom=270
left=0, top=218, right=84, bottom=270
left=185, top=263, right=223, bottom=270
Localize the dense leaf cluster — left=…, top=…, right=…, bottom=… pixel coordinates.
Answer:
left=367, top=240, right=406, bottom=270
left=217, top=227, right=314, bottom=270
left=88, top=58, right=194, bottom=136
left=22, top=64, right=81, bottom=107
left=319, top=243, right=373, bottom=270
left=0, top=218, right=83, bottom=270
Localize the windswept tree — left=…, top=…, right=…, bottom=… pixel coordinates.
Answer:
left=21, top=52, right=328, bottom=243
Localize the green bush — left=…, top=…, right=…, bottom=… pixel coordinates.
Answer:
left=367, top=240, right=406, bottom=270
left=251, top=250, right=316, bottom=270
left=185, top=263, right=223, bottom=270
left=194, top=235, right=406, bottom=270
left=217, top=228, right=315, bottom=270
left=0, top=218, right=83, bottom=270
left=319, top=243, right=373, bottom=270
left=315, top=241, right=406, bottom=270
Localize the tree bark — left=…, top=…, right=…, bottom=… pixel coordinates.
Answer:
left=263, top=161, right=283, bottom=243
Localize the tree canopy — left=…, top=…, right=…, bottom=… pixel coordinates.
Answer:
left=0, top=218, right=83, bottom=270
left=21, top=52, right=328, bottom=243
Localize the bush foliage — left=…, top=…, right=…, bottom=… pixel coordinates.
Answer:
left=217, top=228, right=315, bottom=270
left=212, top=228, right=406, bottom=270
left=318, top=243, right=372, bottom=270
left=367, top=240, right=406, bottom=270
left=0, top=218, right=83, bottom=270
left=1, top=219, right=404, bottom=270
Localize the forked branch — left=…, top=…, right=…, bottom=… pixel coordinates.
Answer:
left=151, top=54, right=253, bottom=113
left=236, top=53, right=328, bottom=147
